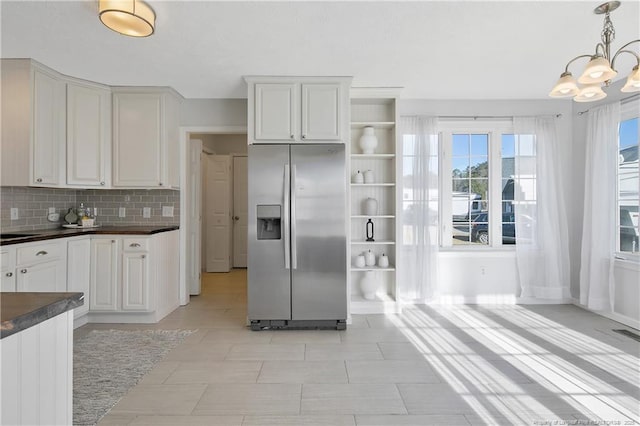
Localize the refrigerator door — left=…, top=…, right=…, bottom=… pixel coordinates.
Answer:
left=290, top=144, right=347, bottom=320
left=247, top=145, right=292, bottom=320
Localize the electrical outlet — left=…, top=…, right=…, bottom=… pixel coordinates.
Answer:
left=119, top=207, right=126, bottom=218
left=124, top=195, right=130, bottom=202
left=143, top=207, right=151, bottom=218
left=48, top=207, right=56, bottom=214
left=162, top=206, right=174, bottom=217
left=10, top=208, right=19, bottom=220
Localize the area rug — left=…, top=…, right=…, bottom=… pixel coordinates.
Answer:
left=73, top=329, right=194, bottom=426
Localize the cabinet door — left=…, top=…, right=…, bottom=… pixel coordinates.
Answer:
left=89, top=239, right=118, bottom=311
left=301, top=83, right=341, bottom=141
left=16, top=260, right=66, bottom=292
left=121, top=252, right=150, bottom=311
left=31, top=68, right=65, bottom=186
left=67, top=83, right=111, bottom=187
left=1, top=249, right=16, bottom=292
left=67, top=239, right=90, bottom=318
left=112, top=93, right=163, bottom=187
left=254, top=83, right=297, bottom=141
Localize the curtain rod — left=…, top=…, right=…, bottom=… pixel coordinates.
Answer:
left=577, top=93, right=640, bottom=115
left=436, top=113, right=562, bottom=120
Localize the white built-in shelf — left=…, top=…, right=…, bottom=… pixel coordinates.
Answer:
left=350, top=265, right=396, bottom=272
left=351, top=122, right=395, bottom=129
left=350, top=183, right=395, bottom=187
left=350, top=240, right=395, bottom=245
left=351, top=215, right=395, bottom=219
left=351, top=154, right=395, bottom=159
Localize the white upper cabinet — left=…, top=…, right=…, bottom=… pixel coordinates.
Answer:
left=66, top=81, right=111, bottom=187
left=112, top=88, right=182, bottom=189
left=246, top=76, right=351, bottom=144
left=1, top=60, right=66, bottom=187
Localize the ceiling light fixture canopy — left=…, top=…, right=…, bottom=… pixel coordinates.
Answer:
left=549, top=1, right=639, bottom=102
left=99, top=0, right=155, bottom=37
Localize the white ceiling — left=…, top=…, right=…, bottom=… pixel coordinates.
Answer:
left=2, top=1, right=639, bottom=99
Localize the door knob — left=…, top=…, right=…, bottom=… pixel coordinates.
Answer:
left=233, top=216, right=240, bottom=221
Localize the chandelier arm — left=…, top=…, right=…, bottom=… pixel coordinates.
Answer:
left=595, top=42, right=608, bottom=58
left=564, top=54, right=595, bottom=73
left=611, top=39, right=640, bottom=67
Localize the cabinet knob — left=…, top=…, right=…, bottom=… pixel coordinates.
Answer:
left=5, top=272, right=13, bottom=277
left=111, top=240, right=116, bottom=243
left=100, top=181, right=105, bottom=186
left=20, top=269, right=27, bottom=274
left=302, top=134, right=306, bottom=139
left=35, top=250, right=48, bottom=256
left=141, top=255, right=146, bottom=259
left=130, top=243, right=141, bottom=247
left=290, top=134, right=294, bottom=140
left=159, top=182, right=163, bottom=186
left=36, top=178, right=43, bottom=183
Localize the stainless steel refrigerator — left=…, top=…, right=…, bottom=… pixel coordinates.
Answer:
left=247, top=144, right=347, bottom=330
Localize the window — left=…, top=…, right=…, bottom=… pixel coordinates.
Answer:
left=617, top=110, right=639, bottom=255
left=440, top=122, right=525, bottom=248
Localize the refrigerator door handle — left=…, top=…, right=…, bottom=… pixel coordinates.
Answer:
left=284, top=164, right=291, bottom=270
left=291, top=164, right=298, bottom=270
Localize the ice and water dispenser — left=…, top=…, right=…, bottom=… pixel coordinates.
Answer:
left=257, top=205, right=281, bottom=240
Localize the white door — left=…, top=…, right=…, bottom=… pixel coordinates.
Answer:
left=205, top=155, right=232, bottom=272
left=232, top=156, right=248, bottom=267
left=90, top=238, right=118, bottom=311
left=187, top=140, right=202, bottom=294
left=121, top=252, right=149, bottom=311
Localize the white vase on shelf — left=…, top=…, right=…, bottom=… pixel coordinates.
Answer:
left=353, top=170, right=364, bottom=183
left=364, top=249, right=375, bottom=266
left=354, top=255, right=366, bottom=268
left=363, top=169, right=374, bottom=183
left=363, top=197, right=378, bottom=216
left=359, top=126, right=378, bottom=154
left=377, top=253, right=389, bottom=268
left=360, top=271, right=377, bottom=300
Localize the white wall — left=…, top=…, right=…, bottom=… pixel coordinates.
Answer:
left=399, top=99, right=574, bottom=302
left=181, top=99, right=247, bottom=127
left=193, top=133, right=248, bottom=155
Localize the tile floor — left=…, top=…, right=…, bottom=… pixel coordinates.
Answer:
left=83, top=270, right=640, bottom=426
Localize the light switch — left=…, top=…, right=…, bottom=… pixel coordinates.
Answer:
left=143, top=207, right=151, bottom=218
left=162, top=206, right=174, bottom=217
left=119, top=207, right=126, bottom=218
left=10, top=208, right=18, bottom=220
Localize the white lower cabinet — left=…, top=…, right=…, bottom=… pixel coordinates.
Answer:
left=1, top=247, right=16, bottom=291
left=88, top=231, right=179, bottom=323
left=67, top=238, right=91, bottom=319
left=16, top=260, right=66, bottom=292
left=4, top=241, right=67, bottom=293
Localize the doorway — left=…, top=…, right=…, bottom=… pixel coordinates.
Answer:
left=179, top=127, right=247, bottom=304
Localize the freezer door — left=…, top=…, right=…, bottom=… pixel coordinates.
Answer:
left=247, top=145, right=292, bottom=320
left=290, top=144, right=347, bottom=320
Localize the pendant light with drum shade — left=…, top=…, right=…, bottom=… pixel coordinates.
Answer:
left=99, top=0, right=155, bottom=37
left=549, top=1, right=639, bottom=102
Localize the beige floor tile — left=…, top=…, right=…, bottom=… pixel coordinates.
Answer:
left=242, top=414, right=356, bottom=425
left=377, top=342, right=426, bottom=360
left=128, top=415, right=243, bottom=425
left=165, top=361, right=262, bottom=384
left=192, top=384, right=301, bottom=415
left=346, top=360, right=441, bottom=384
left=258, top=360, right=348, bottom=383
left=348, top=315, right=370, bottom=329
left=398, top=384, right=497, bottom=415
left=355, top=414, right=471, bottom=425
left=163, top=342, right=233, bottom=361
left=301, top=384, right=407, bottom=415
left=270, top=330, right=342, bottom=344
left=109, top=384, right=207, bottom=415
left=340, top=328, right=410, bottom=343
left=305, top=343, right=384, bottom=360
left=226, top=343, right=305, bottom=360
left=200, top=328, right=274, bottom=344
left=137, top=361, right=180, bottom=385
left=97, top=413, right=137, bottom=425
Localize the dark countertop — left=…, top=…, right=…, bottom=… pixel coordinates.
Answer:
left=1, top=292, right=84, bottom=339
left=0, top=225, right=179, bottom=246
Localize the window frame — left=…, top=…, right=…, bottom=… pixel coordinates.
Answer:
left=616, top=100, right=640, bottom=261
left=439, top=120, right=515, bottom=250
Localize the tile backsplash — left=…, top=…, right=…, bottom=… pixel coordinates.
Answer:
left=1, top=187, right=180, bottom=232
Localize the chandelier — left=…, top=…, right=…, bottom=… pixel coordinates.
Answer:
left=99, top=0, right=155, bottom=37
left=549, top=1, right=639, bottom=102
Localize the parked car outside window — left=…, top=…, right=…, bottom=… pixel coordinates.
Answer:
left=471, top=213, right=516, bottom=245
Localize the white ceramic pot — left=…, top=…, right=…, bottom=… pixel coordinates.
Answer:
left=360, top=271, right=377, bottom=300
left=377, top=253, right=389, bottom=268
left=359, top=126, right=378, bottom=154
left=355, top=255, right=366, bottom=268
left=363, top=197, right=378, bottom=216
left=353, top=170, right=364, bottom=183
left=364, top=249, right=375, bottom=266
left=363, top=169, right=374, bottom=183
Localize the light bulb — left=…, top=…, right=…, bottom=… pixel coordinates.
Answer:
left=589, top=71, right=604, bottom=79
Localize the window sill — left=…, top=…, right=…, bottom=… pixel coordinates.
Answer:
left=614, top=254, right=640, bottom=271
left=438, top=247, right=516, bottom=257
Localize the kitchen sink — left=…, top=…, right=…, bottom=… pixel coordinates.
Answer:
left=0, top=233, right=38, bottom=239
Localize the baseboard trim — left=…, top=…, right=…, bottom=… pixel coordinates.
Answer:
left=571, top=299, right=640, bottom=330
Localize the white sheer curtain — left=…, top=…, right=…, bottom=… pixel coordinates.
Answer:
left=580, top=102, right=620, bottom=311
left=399, top=116, right=439, bottom=302
left=513, top=117, right=570, bottom=300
